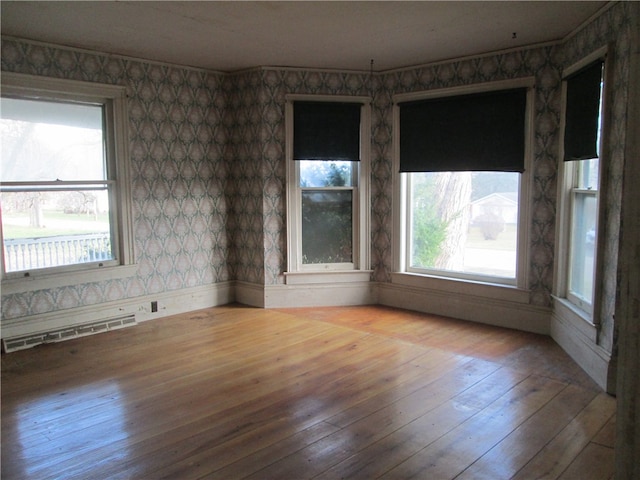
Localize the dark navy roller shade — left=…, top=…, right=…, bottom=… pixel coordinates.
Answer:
left=293, top=101, right=361, bottom=161
left=564, top=60, right=604, bottom=161
left=399, top=88, right=527, bottom=172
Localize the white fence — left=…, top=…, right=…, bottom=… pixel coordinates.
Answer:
left=4, top=233, right=112, bottom=272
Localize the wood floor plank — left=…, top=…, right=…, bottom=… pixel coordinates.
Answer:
left=557, top=442, right=615, bottom=480
left=3, top=310, right=356, bottom=470
left=455, top=383, right=598, bottom=480
left=1, top=304, right=614, bottom=480
left=1, top=310, right=296, bottom=405
left=3, top=319, right=356, bottom=443
left=281, top=305, right=536, bottom=361
left=13, top=333, right=388, bottom=478
left=377, top=374, right=566, bottom=479
left=34, top=331, right=430, bottom=479
left=324, top=350, right=473, bottom=428
left=203, top=354, right=478, bottom=479
left=132, top=342, right=443, bottom=479
left=510, top=392, right=616, bottom=480
left=223, top=361, right=516, bottom=480
left=592, top=413, right=616, bottom=448
left=198, top=421, right=340, bottom=480
left=310, top=366, right=531, bottom=480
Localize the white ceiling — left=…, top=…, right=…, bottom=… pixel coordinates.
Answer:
left=1, top=1, right=608, bottom=73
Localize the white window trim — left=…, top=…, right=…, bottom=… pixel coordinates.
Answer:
left=391, top=78, right=535, bottom=292
left=284, top=94, right=371, bottom=284
left=566, top=185, right=598, bottom=313
left=553, top=46, right=610, bottom=325
left=1, top=72, right=136, bottom=294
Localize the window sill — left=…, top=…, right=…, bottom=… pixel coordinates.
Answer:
left=284, top=270, right=372, bottom=285
left=391, top=272, right=530, bottom=304
left=551, top=295, right=596, bottom=327
left=1, top=263, right=138, bottom=295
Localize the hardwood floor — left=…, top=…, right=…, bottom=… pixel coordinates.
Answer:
left=1, top=304, right=616, bottom=479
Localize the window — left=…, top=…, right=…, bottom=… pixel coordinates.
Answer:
left=406, top=171, right=521, bottom=281
left=285, top=96, right=370, bottom=281
left=557, top=55, right=606, bottom=316
left=394, top=80, right=533, bottom=288
left=0, top=73, right=134, bottom=289
left=567, top=157, right=599, bottom=310
left=299, top=160, right=356, bottom=264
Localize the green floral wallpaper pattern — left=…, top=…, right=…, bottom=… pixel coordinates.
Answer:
left=0, top=2, right=633, bottom=331
left=1, top=39, right=228, bottom=319
left=562, top=1, right=632, bottom=352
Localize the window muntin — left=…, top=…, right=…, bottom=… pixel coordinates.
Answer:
left=0, top=74, right=133, bottom=282
left=406, top=171, right=520, bottom=283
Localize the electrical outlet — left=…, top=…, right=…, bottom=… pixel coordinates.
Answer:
left=151, top=301, right=158, bottom=313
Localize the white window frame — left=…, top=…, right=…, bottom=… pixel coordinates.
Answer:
left=392, top=78, right=534, bottom=293
left=284, top=95, right=371, bottom=284
left=1, top=72, right=136, bottom=294
left=554, top=46, right=609, bottom=323
left=565, top=161, right=599, bottom=314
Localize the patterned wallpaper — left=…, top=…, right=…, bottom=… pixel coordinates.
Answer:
left=1, top=39, right=229, bottom=319
left=261, top=69, right=372, bottom=285
left=562, top=1, right=633, bottom=352
left=252, top=49, right=564, bottom=309
left=223, top=70, right=266, bottom=285
left=0, top=1, right=633, bottom=348
left=378, top=47, right=564, bottom=308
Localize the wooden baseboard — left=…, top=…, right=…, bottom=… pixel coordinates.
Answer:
left=235, top=281, right=377, bottom=308
left=234, top=281, right=266, bottom=308
left=378, top=281, right=550, bottom=334
left=1, top=282, right=235, bottom=343
left=550, top=299, right=612, bottom=392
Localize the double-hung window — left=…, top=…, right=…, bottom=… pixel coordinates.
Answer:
left=556, top=54, right=606, bottom=317
left=285, top=96, right=370, bottom=282
left=0, top=73, right=134, bottom=290
left=394, top=80, right=533, bottom=288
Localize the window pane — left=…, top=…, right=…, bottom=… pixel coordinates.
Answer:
left=301, top=190, right=352, bottom=264
left=299, top=161, right=354, bottom=187
left=1, top=189, right=113, bottom=272
left=577, top=157, right=599, bottom=190
left=569, top=192, right=597, bottom=303
left=409, top=171, right=519, bottom=278
left=1, top=98, right=105, bottom=182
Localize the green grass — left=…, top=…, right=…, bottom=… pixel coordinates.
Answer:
left=3, top=210, right=110, bottom=239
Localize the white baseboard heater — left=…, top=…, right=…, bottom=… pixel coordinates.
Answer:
left=2, top=314, right=137, bottom=353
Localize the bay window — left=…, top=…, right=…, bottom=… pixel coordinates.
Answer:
left=394, top=80, right=533, bottom=288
